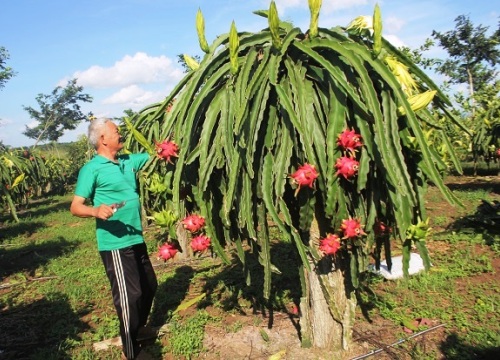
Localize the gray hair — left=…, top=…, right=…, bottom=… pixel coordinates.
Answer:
left=88, top=117, right=112, bottom=149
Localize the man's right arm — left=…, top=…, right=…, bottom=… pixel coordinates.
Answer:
left=70, top=195, right=115, bottom=220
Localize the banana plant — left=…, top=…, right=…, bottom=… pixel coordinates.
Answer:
left=124, top=0, right=463, bottom=350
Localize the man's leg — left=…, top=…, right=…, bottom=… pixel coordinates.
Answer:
left=101, top=247, right=144, bottom=359
left=134, top=242, right=158, bottom=327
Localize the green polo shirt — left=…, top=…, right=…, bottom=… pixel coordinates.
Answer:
left=74, top=153, right=150, bottom=251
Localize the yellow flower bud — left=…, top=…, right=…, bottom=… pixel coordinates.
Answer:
left=308, top=0, right=322, bottom=39
left=372, top=4, right=382, bottom=57
left=385, top=56, right=418, bottom=96
left=183, top=54, right=199, bottom=71
left=268, top=1, right=281, bottom=50
left=196, top=8, right=210, bottom=54
left=229, top=21, right=239, bottom=75
left=398, top=90, right=437, bottom=116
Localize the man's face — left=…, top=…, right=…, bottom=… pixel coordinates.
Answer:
left=101, top=121, right=124, bottom=151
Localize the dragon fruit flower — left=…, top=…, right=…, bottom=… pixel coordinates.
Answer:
left=337, top=129, right=363, bottom=154
left=340, top=218, right=366, bottom=239
left=158, top=243, right=178, bottom=261
left=190, top=234, right=211, bottom=252
left=182, top=214, right=206, bottom=233
left=319, top=234, right=342, bottom=255
left=290, top=163, right=319, bottom=192
left=155, top=139, right=179, bottom=163
left=335, top=156, right=359, bottom=179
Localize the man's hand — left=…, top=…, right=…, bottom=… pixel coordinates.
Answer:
left=70, top=195, right=115, bottom=220
left=93, top=204, right=116, bottom=220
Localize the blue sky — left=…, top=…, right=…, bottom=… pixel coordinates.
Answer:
left=1, top=0, right=498, bottom=147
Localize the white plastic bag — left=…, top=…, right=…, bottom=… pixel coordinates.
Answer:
left=368, top=252, right=427, bottom=280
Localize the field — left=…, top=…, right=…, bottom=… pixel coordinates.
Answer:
left=1, top=175, right=499, bottom=359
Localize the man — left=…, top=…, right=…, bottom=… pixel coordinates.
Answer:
left=70, top=117, right=157, bottom=359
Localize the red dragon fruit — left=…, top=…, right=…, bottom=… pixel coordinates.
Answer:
left=290, top=163, right=319, bottom=192
left=158, top=243, right=178, bottom=261
left=190, top=234, right=211, bottom=252
left=335, top=156, right=359, bottom=179
left=155, top=139, right=179, bottom=163
left=374, top=220, right=392, bottom=236
left=182, top=214, right=205, bottom=233
left=319, top=234, right=341, bottom=255
left=337, top=128, right=363, bottom=153
left=340, top=218, right=366, bottom=239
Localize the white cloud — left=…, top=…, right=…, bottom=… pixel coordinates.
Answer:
left=273, top=0, right=371, bottom=14
left=0, top=118, right=13, bottom=126
left=272, top=0, right=303, bottom=13
left=384, top=34, right=405, bottom=49
left=384, top=16, right=405, bottom=34
left=102, top=85, right=166, bottom=108
left=26, top=120, right=39, bottom=129
left=61, top=52, right=184, bottom=89
left=322, top=0, right=371, bottom=13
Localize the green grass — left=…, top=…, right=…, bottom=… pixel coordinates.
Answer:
left=1, top=177, right=499, bottom=359
left=357, top=178, right=500, bottom=359
left=167, top=311, right=218, bottom=358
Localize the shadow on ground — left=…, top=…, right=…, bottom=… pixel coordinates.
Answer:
left=440, top=332, right=500, bottom=360
left=0, top=292, right=90, bottom=359
left=0, top=236, right=81, bottom=280
left=150, top=265, right=195, bottom=326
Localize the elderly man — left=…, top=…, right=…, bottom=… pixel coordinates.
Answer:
left=70, top=117, right=157, bottom=359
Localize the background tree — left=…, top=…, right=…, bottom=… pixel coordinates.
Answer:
left=0, top=46, right=16, bottom=90
left=431, top=15, right=500, bottom=173
left=403, top=16, right=500, bottom=173
left=431, top=15, right=499, bottom=105
left=1, top=47, right=16, bottom=145
left=22, top=78, right=92, bottom=147
left=66, top=134, right=94, bottom=183
left=469, top=80, right=500, bottom=172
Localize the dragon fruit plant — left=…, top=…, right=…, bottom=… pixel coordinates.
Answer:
left=124, top=0, right=465, bottom=352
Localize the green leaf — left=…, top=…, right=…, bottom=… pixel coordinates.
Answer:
left=414, top=240, right=432, bottom=271
left=256, top=202, right=272, bottom=299
left=402, top=239, right=412, bottom=278
left=350, top=252, right=359, bottom=289
left=273, top=119, right=293, bottom=200
left=239, top=171, right=257, bottom=240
